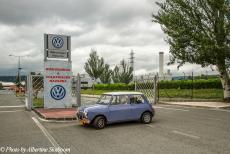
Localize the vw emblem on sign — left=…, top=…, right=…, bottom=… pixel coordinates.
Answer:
left=50, top=85, right=66, bottom=100
left=52, top=36, right=64, bottom=48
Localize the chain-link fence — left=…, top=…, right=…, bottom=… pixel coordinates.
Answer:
left=31, top=75, right=44, bottom=107
left=133, top=72, right=222, bottom=102
left=135, top=75, right=158, bottom=104
left=158, top=73, right=222, bottom=102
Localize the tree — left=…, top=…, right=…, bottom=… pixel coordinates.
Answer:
left=112, top=66, right=120, bottom=83
left=112, top=59, right=133, bottom=84
left=0, top=82, right=3, bottom=90
left=84, top=49, right=105, bottom=80
left=153, top=0, right=230, bottom=100
left=100, top=64, right=112, bottom=84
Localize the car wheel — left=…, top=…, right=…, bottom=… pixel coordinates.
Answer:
left=141, top=112, right=152, bottom=124
left=93, top=116, right=106, bottom=129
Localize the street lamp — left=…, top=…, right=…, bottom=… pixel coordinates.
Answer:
left=9, top=54, right=28, bottom=90
left=183, top=72, right=185, bottom=80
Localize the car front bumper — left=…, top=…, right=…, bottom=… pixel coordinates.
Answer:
left=76, top=112, right=90, bottom=125
left=79, top=118, right=90, bottom=125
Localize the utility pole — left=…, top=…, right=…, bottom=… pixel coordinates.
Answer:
left=9, top=54, right=27, bottom=92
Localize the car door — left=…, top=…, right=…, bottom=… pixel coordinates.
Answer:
left=129, top=95, right=147, bottom=120
left=108, top=95, right=132, bottom=122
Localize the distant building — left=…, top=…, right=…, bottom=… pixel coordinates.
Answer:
left=72, top=74, right=94, bottom=90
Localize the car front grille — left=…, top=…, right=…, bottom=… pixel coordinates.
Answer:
left=77, top=112, right=85, bottom=120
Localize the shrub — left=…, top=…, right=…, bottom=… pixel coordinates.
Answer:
left=94, top=79, right=222, bottom=91
left=95, top=83, right=135, bottom=91
left=0, top=82, right=2, bottom=89
left=158, top=79, right=222, bottom=89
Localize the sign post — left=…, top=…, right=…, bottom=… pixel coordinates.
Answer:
left=44, top=34, right=72, bottom=108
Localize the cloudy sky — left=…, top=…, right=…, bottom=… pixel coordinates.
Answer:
left=0, top=0, right=217, bottom=77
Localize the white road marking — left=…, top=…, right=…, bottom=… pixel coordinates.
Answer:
left=154, top=106, right=189, bottom=112
left=172, top=130, right=200, bottom=139
left=85, top=101, right=94, bottom=104
left=0, top=105, right=25, bottom=108
left=158, top=105, right=230, bottom=113
left=37, top=116, right=76, bottom=123
left=211, top=108, right=230, bottom=113
left=146, top=124, right=155, bottom=128
left=0, top=110, right=24, bottom=113
left=205, top=117, right=222, bottom=121
left=32, top=117, right=66, bottom=154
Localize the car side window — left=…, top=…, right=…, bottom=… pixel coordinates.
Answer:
left=120, top=95, right=128, bottom=104
left=111, top=95, right=128, bottom=105
left=111, top=96, right=118, bottom=105
left=130, top=95, right=145, bottom=104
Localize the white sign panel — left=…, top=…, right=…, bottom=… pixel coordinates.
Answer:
left=48, top=50, right=68, bottom=59
left=44, top=60, right=72, bottom=108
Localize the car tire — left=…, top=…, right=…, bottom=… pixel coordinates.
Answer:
left=93, top=116, right=106, bottom=129
left=141, top=112, right=152, bottom=124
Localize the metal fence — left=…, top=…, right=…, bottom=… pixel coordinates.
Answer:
left=25, top=74, right=44, bottom=110
left=157, top=73, right=222, bottom=102
left=135, top=75, right=158, bottom=104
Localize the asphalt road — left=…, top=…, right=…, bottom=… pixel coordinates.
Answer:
left=0, top=90, right=230, bottom=154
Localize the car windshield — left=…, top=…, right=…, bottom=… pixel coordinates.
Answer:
left=96, top=95, right=112, bottom=105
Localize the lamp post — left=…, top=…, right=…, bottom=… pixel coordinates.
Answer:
left=9, top=54, right=27, bottom=91
left=183, top=72, right=185, bottom=80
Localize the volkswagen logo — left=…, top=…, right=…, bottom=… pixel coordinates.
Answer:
left=50, top=85, right=66, bottom=100
left=52, top=36, right=64, bottom=48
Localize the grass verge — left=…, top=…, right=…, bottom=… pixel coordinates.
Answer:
left=82, top=89, right=223, bottom=99
left=33, top=98, right=44, bottom=108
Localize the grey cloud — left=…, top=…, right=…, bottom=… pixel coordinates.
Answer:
left=0, top=0, right=216, bottom=76
left=0, top=0, right=98, bottom=25
left=0, top=0, right=154, bottom=26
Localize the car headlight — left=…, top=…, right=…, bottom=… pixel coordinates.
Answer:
left=83, top=110, right=88, bottom=118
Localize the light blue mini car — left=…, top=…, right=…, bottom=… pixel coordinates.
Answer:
left=76, top=92, right=155, bottom=129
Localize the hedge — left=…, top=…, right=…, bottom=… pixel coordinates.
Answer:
left=159, top=79, right=222, bottom=89
left=93, top=79, right=223, bottom=90
left=95, top=83, right=134, bottom=90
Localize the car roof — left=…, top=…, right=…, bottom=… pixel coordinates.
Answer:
left=103, top=91, right=143, bottom=96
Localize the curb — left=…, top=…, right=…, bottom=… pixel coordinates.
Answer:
left=158, top=101, right=230, bottom=109
left=81, top=94, right=100, bottom=98
left=32, top=109, right=77, bottom=121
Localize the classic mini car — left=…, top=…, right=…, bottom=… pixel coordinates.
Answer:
left=76, top=92, right=155, bottom=129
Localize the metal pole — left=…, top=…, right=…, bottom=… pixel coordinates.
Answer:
left=68, top=36, right=71, bottom=62
left=76, top=74, right=81, bottom=107
left=18, top=57, right=21, bottom=92
left=154, top=75, right=158, bottom=104
left=191, top=72, right=194, bottom=99
left=27, top=73, right=33, bottom=111
left=134, top=77, right=137, bottom=91
left=44, top=34, right=48, bottom=61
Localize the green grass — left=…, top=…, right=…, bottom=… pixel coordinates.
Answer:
left=33, top=98, right=44, bottom=108
left=31, top=89, right=223, bottom=108
left=159, top=89, right=223, bottom=99
left=16, top=92, right=25, bottom=97
left=82, top=89, right=223, bottom=99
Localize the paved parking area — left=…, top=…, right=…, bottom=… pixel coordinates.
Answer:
left=1, top=90, right=230, bottom=154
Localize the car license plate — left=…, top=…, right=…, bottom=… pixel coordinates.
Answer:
left=79, top=120, right=84, bottom=125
